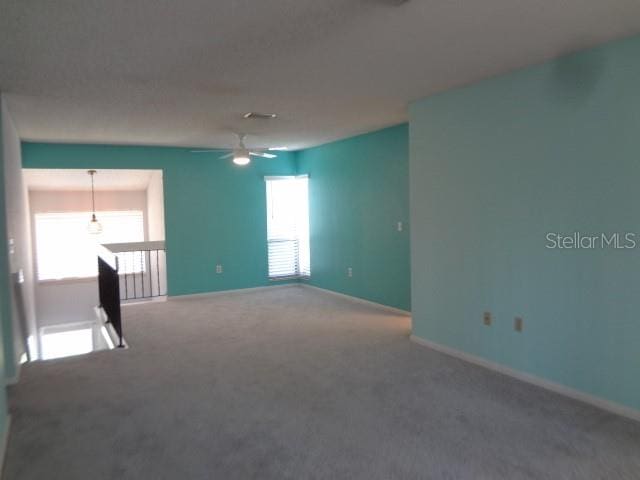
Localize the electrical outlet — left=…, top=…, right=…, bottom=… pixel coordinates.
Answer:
left=216, top=264, right=223, bottom=274
left=347, top=267, right=353, bottom=278
left=483, top=311, right=492, bottom=326
left=514, top=316, right=523, bottom=332
left=397, top=221, right=403, bottom=232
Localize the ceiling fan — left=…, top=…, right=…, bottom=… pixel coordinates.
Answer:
left=191, top=133, right=276, bottom=166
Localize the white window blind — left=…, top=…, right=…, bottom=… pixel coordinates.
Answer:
left=265, top=176, right=310, bottom=279
left=35, top=210, right=145, bottom=281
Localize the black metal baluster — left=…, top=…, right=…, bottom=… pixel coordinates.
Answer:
left=123, top=254, right=129, bottom=300
left=140, top=250, right=145, bottom=298
left=144, top=250, right=153, bottom=297
left=145, top=250, right=149, bottom=297
left=156, top=250, right=161, bottom=296
left=132, top=251, right=137, bottom=299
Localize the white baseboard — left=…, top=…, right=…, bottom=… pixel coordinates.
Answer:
left=0, top=415, right=11, bottom=476
left=93, top=306, right=108, bottom=324
left=168, top=283, right=299, bottom=301
left=168, top=283, right=411, bottom=317
left=121, top=296, right=167, bottom=307
left=300, top=284, right=411, bottom=316
left=410, top=334, right=640, bottom=422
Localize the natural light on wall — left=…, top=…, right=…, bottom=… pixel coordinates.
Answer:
left=40, top=327, right=94, bottom=360
left=39, top=322, right=115, bottom=361
left=265, top=175, right=310, bottom=279
left=35, top=210, right=145, bottom=281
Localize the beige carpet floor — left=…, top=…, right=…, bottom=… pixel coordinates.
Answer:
left=4, top=285, right=640, bottom=479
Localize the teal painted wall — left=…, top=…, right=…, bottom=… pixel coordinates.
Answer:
left=23, top=128, right=411, bottom=310
left=409, top=36, right=640, bottom=410
left=296, top=124, right=410, bottom=311
left=22, top=143, right=297, bottom=296
left=0, top=101, right=11, bottom=438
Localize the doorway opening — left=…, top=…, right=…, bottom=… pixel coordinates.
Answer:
left=23, top=168, right=166, bottom=360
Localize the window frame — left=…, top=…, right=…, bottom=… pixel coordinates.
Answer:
left=265, top=175, right=311, bottom=281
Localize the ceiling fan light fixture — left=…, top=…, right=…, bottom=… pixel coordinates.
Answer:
left=233, top=149, right=251, bottom=166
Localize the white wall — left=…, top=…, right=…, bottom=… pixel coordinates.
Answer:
left=146, top=171, right=165, bottom=241
left=30, top=190, right=147, bottom=329
left=2, top=98, right=36, bottom=367
left=30, top=190, right=148, bottom=237
left=34, top=279, right=98, bottom=329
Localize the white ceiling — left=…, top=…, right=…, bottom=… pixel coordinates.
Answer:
left=1, top=0, right=639, bottom=150
left=24, top=169, right=155, bottom=191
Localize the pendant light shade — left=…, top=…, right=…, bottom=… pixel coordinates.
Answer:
left=88, top=213, right=103, bottom=234
left=87, top=170, right=103, bottom=234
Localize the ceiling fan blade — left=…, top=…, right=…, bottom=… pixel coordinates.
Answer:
left=190, top=149, right=218, bottom=153
left=250, top=151, right=277, bottom=159
left=219, top=152, right=234, bottom=159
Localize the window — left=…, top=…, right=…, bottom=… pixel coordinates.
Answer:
left=265, top=176, right=310, bottom=279
left=35, top=210, right=145, bottom=281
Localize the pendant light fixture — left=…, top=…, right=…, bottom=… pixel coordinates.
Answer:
left=87, top=170, right=103, bottom=234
